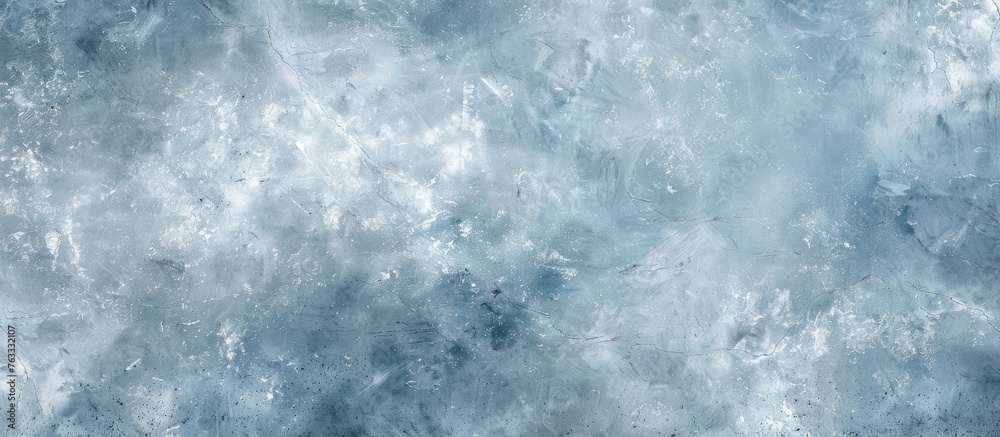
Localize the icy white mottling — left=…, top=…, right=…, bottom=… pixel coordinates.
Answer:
left=2, top=0, right=1000, bottom=435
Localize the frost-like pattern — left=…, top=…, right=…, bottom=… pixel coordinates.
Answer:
left=1, top=0, right=999, bottom=435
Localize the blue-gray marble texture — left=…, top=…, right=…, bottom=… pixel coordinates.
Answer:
left=2, top=0, right=1000, bottom=435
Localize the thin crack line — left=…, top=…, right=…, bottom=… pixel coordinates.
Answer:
left=906, top=279, right=1000, bottom=334
left=197, top=0, right=264, bottom=30
left=349, top=275, right=456, bottom=344
left=625, top=321, right=797, bottom=361
left=991, top=0, right=1000, bottom=46
left=263, top=12, right=373, bottom=164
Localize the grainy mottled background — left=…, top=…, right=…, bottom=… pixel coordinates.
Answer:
left=2, top=0, right=1000, bottom=435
